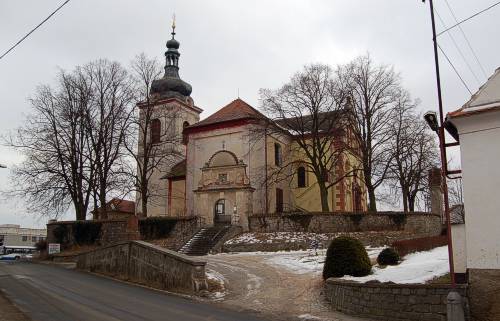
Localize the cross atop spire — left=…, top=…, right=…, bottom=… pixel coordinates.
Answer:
left=171, top=14, right=176, bottom=38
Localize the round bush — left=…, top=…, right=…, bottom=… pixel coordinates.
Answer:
left=322, top=236, right=371, bottom=279
left=377, top=248, right=400, bottom=266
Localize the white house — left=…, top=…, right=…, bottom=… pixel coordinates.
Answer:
left=445, top=67, right=500, bottom=321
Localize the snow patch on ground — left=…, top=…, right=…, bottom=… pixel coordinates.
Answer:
left=206, top=268, right=226, bottom=300
left=342, top=246, right=449, bottom=284
left=258, top=247, right=383, bottom=275
left=224, top=232, right=333, bottom=245
left=297, top=314, right=326, bottom=320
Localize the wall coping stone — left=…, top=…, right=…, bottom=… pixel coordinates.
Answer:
left=47, top=218, right=128, bottom=225
left=133, top=241, right=206, bottom=266
left=77, top=240, right=206, bottom=266
left=48, top=216, right=199, bottom=225
left=250, top=211, right=440, bottom=218
left=326, top=278, right=468, bottom=290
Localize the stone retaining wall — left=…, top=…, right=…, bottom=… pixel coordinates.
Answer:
left=325, top=279, right=468, bottom=321
left=47, top=216, right=199, bottom=250
left=223, top=231, right=417, bottom=252
left=144, top=217, right=200, bottom=251
left=467, top=269, right=500, bottom=321
left=249, top=212, right=441, bottom=237
left=76, top=240, right=207, bottom=293
left=47, top=218, right=139, bottom=248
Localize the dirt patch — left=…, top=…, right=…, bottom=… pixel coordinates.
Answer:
left=205, top=252, right=372, bottom=321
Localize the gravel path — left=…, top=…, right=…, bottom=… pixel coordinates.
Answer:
left=205, top=252, right=372, bottom=321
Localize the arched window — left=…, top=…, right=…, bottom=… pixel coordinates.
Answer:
left=182, top=121, right=189, bottom=144
left=214, top=199, right=225, bottom=216
left=274, top=143, right=282, bottom=166
left=151, top=119, right=161, bottom=144
left=297, top=166, right=306, bottom=188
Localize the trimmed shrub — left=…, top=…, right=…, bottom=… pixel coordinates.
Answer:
left=139, top=217, right=178, bottom=239
left=323, top=236, right=371, bottom=279
left=73, top=221, right=102, bottom=245
left=377, top=247, right=400, bottom=266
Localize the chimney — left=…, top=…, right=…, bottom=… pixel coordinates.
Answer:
left=428, top=167, right=444, bottom=222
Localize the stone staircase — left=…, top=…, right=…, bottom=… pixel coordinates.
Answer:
left=178, top=225, right=231, bottom=256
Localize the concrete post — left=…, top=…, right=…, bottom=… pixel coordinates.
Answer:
left=447, top=290, right=465, bottom=321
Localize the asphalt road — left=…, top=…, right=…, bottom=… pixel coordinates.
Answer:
left=0, top=261, right=270, bottom=321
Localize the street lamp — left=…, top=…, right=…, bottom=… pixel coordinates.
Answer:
left=424, top=111, right=439, bottom=132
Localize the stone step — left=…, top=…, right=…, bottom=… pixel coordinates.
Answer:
left=178, top=226, right=231, bottom=256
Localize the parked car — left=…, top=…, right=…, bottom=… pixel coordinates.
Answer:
left=0, top=253, right=31, bottom=261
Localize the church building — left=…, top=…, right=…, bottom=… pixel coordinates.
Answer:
left=135, top=26, right=367, bottom=231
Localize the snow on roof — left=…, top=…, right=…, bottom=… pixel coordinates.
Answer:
left=448, top=67, right=500, bottom=118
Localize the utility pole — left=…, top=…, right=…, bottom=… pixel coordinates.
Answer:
left=423, top=0, right=456, bottom=287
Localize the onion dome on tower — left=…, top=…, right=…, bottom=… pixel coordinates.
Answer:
left=151, top=18, right=193, bottom=102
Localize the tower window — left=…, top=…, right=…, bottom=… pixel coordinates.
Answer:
left=274, top=143, right=282, bottom=166
left=182, top=121, right=189, bottom=144
left=151, top=119, right=161, bottom=144
left=297, top=166, right=306, bottom=188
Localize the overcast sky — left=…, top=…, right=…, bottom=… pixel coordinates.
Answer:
left=0, top=0, right=498, bottom=228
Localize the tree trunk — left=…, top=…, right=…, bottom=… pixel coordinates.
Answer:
left=401, top=185, right=409, bottom=213
left=364, top=166, right=378, bottom=212
left=366, top=181, right=377, bottom=212
left=141, top=184, right=148, bottom=217
left=408, top=193, right=416, bottom=212
left=75, top=204, right=86, bottom=221
left=318, top=182, right=330, bottom=212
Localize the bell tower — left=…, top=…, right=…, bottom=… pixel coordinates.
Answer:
left=136, top=19, right=202, bottom=218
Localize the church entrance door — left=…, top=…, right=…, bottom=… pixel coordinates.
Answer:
left=214, top=199, right=231, bottom=224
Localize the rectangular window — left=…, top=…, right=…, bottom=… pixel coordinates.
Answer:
left=22, top=236, right=28, bottom=242
left=274, top=143, right=282, bottom=166
left=151, top=119, right=161, bottom=144
left=32, top=236, right=37, bottom=242
left=297, top=166, right=307, bottom=188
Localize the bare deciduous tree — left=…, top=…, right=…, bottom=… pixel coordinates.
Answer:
left=387, top=92, right=439, bottom=212
left=83, top=60, right=136, bottom=218
left=337, top=54, right=403, bottom=211
left=5, top=60, right=135, bottom=220
left=258, top=64, right=361, bottom=212
left=5, top=72, right=94, bottom=219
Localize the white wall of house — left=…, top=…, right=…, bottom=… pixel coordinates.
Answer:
left=451, top=224, right=467, bottom=273
left=452, top=109, right=500, bottom=269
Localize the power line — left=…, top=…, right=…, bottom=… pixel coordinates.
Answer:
left=437, top=0, right=500, bottom=37
left=444, top=0, right=488, bottom=78
left=435, top=9, right=481, bottom=86
left=438, top=44, right=473, bottom=95
left=0, top=0, right=70, bottom=61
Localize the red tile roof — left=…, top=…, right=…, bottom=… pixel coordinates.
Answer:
left=162, top=159, right=186, bottom=179
left=92, top=198, right=135, bottom=214
left=186, top=98, right=266, bottom=130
